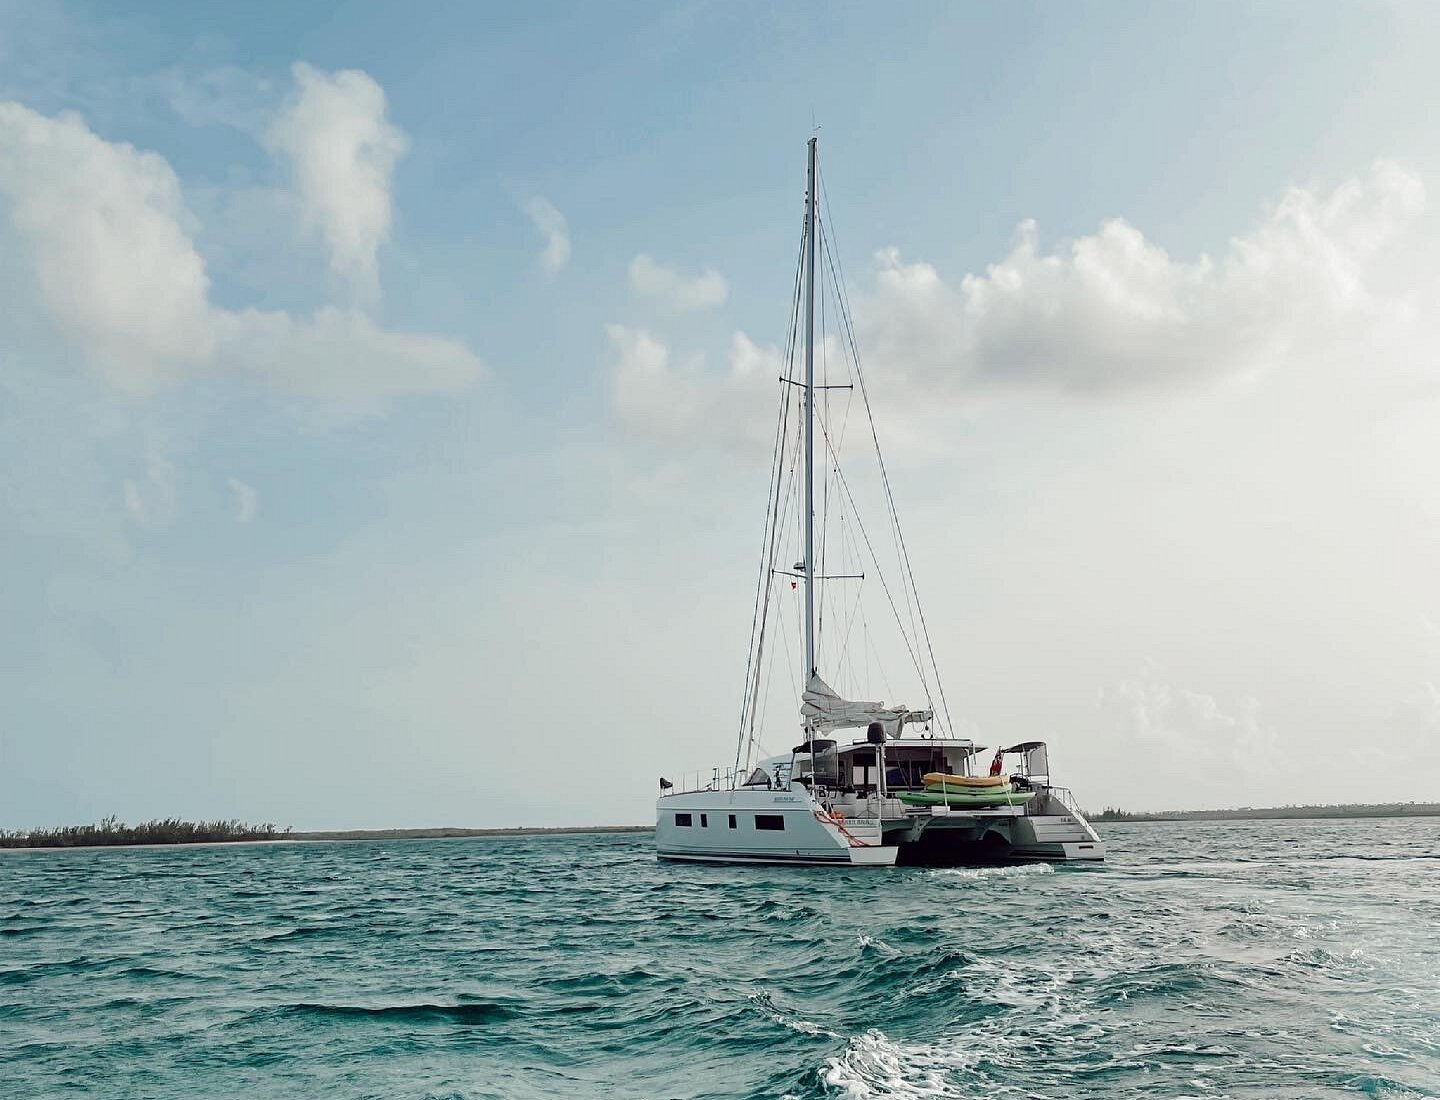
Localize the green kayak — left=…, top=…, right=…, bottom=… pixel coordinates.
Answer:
left=897, top=789, right=1036, bottom=808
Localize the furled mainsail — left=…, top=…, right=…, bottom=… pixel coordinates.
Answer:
left=800, top=673, right=931, bottom=734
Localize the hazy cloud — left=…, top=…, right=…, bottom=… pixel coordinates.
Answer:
left=217, top=306, right=483, bottom=401
left=227, top=477, right=259, bottom=524
left=628, top=253, right=728, bottom=310
left=122, top=445, right=177, bottom=529
left=1100, top=666, right=1285, bottom=776
left=156, top=65, right=277, bottom=136
left=266, top=62, right=408, bottom=299
left=607, top=324, right=777, bottom=451
left=524, top=195, right=570, bottom=274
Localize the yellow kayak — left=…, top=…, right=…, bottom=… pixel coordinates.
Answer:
left=921, top=772, right=1009, bottom=789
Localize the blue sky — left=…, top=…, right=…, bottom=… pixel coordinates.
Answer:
left=4, top=2, right=1440, bottom=829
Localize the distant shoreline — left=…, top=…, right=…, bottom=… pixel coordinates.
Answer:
left=0, top=824, right=655, bottom=852
left=1091, top=804, right=1440, bottom=823
left=5, top=806, right=1437, bottom=852
left=287, top=825, right=653, bottom=842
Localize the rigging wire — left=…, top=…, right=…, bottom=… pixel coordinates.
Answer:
left=815, top=411, right=935, bottom=730
left=817, top=164, right=956, bottom=738
left=733, top=210, right=808, bottom=777
left=818, top=223, right=830, bottom=670
left=738, top=148, right=957, bottom=772
left=819, top=219, right=930, bottom=712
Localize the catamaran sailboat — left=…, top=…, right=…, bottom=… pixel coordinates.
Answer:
left=655, top=139, right=1104, bottom=867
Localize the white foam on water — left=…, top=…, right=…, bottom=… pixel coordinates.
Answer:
left=822, top=1029, right=982, bottom=1098
left=748, top=990, right=840, bottom=1040
left=928, top=863, right=1055, bottom=881
left=857, top=933, right=901, bottom=955
left=778, top=1013, right=839, bottom=1039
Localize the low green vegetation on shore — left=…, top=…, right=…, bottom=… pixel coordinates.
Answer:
left=5, top=806, right=1434, bottom=849
left=1092, top=803, right=1440, bottom=823
left=0, top=817, right=290, bottom=849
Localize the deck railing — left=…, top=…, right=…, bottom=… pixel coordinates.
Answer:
left=660, top=766, right=743, bottom=796
left=1028, top=784, right=1088, bottom=820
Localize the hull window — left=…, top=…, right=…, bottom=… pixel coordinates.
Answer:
left=675, top=813, right=692, bottom=827
left=728, top=814, right=737, bottom=829
left=700, top=814, right=708, bottom=827
left=755, top=815, right=785, bottom=831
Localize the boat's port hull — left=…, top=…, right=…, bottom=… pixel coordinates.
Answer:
left=655, top=789, right=896, bottom=865
left=657, top=846, right=899, bottom=867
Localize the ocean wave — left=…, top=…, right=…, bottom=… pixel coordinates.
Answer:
left=1284, top=945, right=1377, bottom=979
left=537, top=966, right=672, bottom=995
left=4, top=825, right=1439, bottom=1098
left=0, top=956, right=107, bottom=985
left=267, top=1001, right=521, bottom=1025
left=255, top=924, right=344, bottom=941
left=856, top=934, right=901, bottom=956
left=748, top=991, right=841, bottom=1040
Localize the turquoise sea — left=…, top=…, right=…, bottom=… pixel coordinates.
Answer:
left=2, top=819, right=1437, bottom=1098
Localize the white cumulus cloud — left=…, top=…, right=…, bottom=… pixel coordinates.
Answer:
left=0, top=98, right=482, bottom=405
left=524, top=195, right=570, bottom=274
left=861, top=161, right=1425, bottom=395
left=266, top=62, right=408, bottom=299
left=628, top=253, right=728, bottom=310
left=0, top=102, right=216, bottom=389
left=608, top=162, right=1431, bottom=453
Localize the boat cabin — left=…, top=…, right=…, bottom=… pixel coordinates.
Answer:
left=772, top=735, right=989, bottom=795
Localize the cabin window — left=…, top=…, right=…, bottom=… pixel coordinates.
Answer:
left=675, top=813, right=692, bottom=827
left=700, top=813, right=708, bottom=827
left=728, top=814, right=737, bottom=829
left=755, top=814, right=785, bottom=831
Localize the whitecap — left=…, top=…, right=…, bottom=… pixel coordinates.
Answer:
left=857, top=933, right=900, bottom=955
left=821, top=1028, right=985, bottom=1098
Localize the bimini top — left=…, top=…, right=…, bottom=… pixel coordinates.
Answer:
left=1004, top=741, right=1048, bottom=753
left=790, top=738, right=838, bottom=755
left=801, top=673, right=932, bottom=734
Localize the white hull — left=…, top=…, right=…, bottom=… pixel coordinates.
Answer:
left=655, top=789, right=898, bottom=867
left=656, top=784, right=1102, bottom=868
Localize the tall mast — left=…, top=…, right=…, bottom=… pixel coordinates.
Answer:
left=803, top=136, right=818, bottom=683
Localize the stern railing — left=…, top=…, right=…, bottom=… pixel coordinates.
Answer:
left=1028, top=784, right=1093, bottom=824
